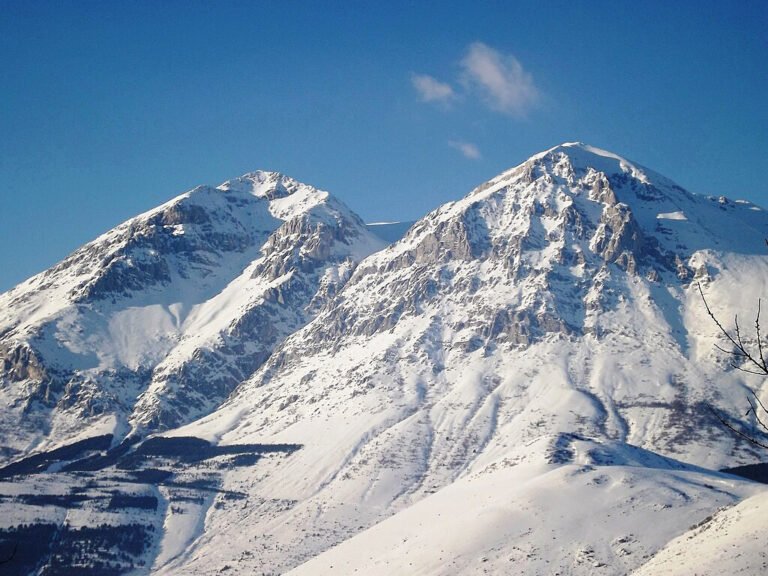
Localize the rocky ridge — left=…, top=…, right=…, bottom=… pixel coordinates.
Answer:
left=0, top=171, right=385, bottom=457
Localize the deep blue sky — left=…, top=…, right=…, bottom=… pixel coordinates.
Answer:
left=1, top=0, right=766, bottom=291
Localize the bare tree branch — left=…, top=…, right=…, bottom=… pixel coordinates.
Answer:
left=750, top=388, right=768, bottom=414
left=707, top=404, right=768, bottom=450
left=698, top=283, right=768, bottom=375
left=699, top=282, right=768, bottom=449
left=747, top=396, right=768, bottom=432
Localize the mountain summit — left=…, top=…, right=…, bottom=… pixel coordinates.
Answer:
left=1, top=145, right=767, bottom=575
left=0, top=171, right=385, bottom=456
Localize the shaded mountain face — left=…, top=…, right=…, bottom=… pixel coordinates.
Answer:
left=0, top=171, right=386, bottom=458
left=2, top=144, right=768, bottom=575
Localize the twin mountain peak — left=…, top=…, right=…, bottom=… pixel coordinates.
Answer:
left=0, top=142, right=766, bottom=462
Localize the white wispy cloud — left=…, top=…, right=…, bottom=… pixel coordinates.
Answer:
left=460, top=42, right=539, bottom=117
left=411, top=73, right=455, bottom=104
left=449, top=140, right=481, bottom=160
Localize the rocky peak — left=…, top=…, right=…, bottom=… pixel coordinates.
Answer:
left=533, top=142, right=650, bottom=179
left=297, top=144, right=768, bottom=356
left=0, top=167, right=387, bottom=453
left=217, top=170, right=302, bottom=200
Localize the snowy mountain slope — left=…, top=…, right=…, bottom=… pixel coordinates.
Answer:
left=632, top=488, right=768, bottom=575
left=2, top=143, right=768, bottom=575
left=289, top=438, right=764, bottom=575
left=0, top=434, right=302, bottom=575
left=164, top=143, right=768, bottom=573
left=0, top=171, right=385, bottom=459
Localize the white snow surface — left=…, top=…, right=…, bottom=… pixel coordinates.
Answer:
left=657, top=211, right=688, bottom=220
left=632, top=489, right=768, bottom=575
left=289, top=439, right=763, bottom=575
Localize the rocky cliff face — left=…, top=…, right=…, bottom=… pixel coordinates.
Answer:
left=258, top=144, right=763, bottom=353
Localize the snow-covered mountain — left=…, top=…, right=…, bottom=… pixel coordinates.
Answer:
left=168, top=142, right=768, bottom=573
left=1, top=143, right=767, bottom=575
left=0, top=171, right=386, bottom=459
